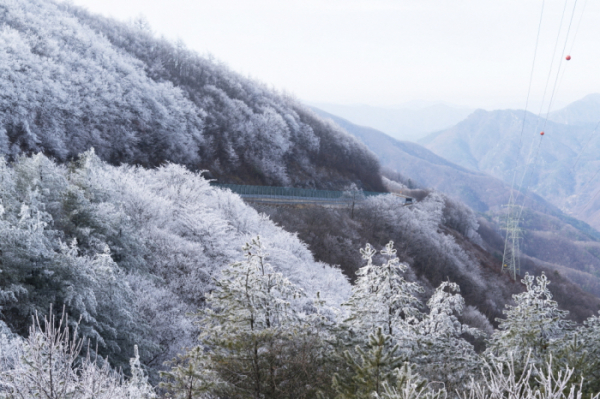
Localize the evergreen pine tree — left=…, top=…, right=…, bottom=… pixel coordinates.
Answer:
left=343, top=241, right=423, bottom=350
left=373, top=363, right=446, bottom=399
left=193, top=236, right=307, bottom=398
left=413, top=282, right=481, bottom=392
left=576, top=313, right=600, bottom=393
left=160, top=346, right=220, bottom=399
left=332, top=327, right=405, bottom=399
left=551, top=312, right=600, bottom=394
left=486, top=273, right=573, bottom=372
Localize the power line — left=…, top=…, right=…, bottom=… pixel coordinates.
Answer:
left=516, top=0, right=579, bottom=215
left=500, top=0, right=548, bottom=280
left=501, top=0, right=581, bottom=280
left=535, top=0, right=570, bottom=119
left=517, top=0, right=546, bottom=149
left=541, top=0, right=579, bottom=132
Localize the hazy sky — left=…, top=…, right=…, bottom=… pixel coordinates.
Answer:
left=63, top=0, right=600, bottom=111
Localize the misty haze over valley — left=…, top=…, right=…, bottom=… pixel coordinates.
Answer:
left=307, top=101, right=474, bottom=142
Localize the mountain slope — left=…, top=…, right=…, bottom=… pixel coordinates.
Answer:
left=4, top=1, right=600, bottom=390
left=312, top=108, right=600, bottom=301
left=0, top=151, right=352, bottom=378
left=548, top=93, right=600, bottom=127
left=0, top=0, right=384, bottom=191
left=420, top=109, right=584, bottom=185
left=312, top=108, right=537, bottom=213
left=419, top=105, right=600, bottom=229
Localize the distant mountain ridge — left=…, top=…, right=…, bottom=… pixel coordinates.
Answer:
left=312, top=107, right=528, bottom=212
left=308, top=102, right=474, bottom=142
left=312, top=107, right=600, bottom=300
left=419, top=98, right=600, bottom=229
left=548, top=93, right=600, bottom=127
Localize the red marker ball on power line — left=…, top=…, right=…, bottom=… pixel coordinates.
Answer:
left=540, top=131, right=545, bottom=136
left=566, top=55, right=571, bottom=61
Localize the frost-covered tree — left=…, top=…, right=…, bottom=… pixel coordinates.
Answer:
left=373, top=363, right=446, bottom=399
left=575, top=313, right=600, bottom=393
left=0, top=311, right=155, bottom=399
left=337, top=242, right=484, bottom=394
left=486, top=273, right=573, bottom=372
left=201, top=236, right=305, bottom=335
left=343, top=241, right=423, bottom=348
left=160, top=346, right=221, bottom=399
left=161, top=236, right=342, bottom=398
left=551, top=312, right=600, bottom=394
left=331, top=327, right=405, bottom=399
left=189, top=236, right=317, bottom=397
left=441, top=196, right=481, bottom=244
left=413, top=282, right=481, bottom=392
left=460, top=356, right=600, bottom=399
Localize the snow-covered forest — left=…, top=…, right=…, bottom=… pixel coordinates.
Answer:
left=1, top=152, right=599, bottom=398
left=0, top=152, right=350, bottom=375
left=1, top=0, right=600, bottom=397
left=0, top=0, right=383, bottom=191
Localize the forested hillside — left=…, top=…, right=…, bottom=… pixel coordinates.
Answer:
left=315, top=108, right=600, bottom=298
left=0, top=0, right=383, bottom=191
left=0, top=151, right=351, bottom=380
left=2, top=155, right=600, bottom=398
left=2, top=0, right=600, bottom=397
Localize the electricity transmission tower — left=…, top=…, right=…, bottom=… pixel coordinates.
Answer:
left=501, top=197, right=523, bottom=280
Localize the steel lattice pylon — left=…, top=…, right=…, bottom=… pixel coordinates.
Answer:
left=501, top=197, right=523, bottom=281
